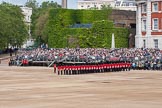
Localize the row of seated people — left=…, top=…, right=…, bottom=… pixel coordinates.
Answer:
left=54, top=62, right=131, bottom=75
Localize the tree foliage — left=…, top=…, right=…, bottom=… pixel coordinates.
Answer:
left=43, top=9, right=129, bottom=48
left=0, top=2, right=28, bottom=49
left=27, top=0, right=61, bottom=46
left=25, top=0, right=38, bottom=11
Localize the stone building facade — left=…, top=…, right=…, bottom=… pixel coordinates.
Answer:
left=136, top=0, right=162, bottom=49
left=77, top=0, right=137, bottom=11
left=20, top=7, right=34, bottom=48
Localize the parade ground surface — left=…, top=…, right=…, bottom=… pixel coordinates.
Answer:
left=1, top=65, right=162, bottom=108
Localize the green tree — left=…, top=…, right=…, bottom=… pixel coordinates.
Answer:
left=25, top=0, right=38, bottom=11
left=31, top=1, right=61, bottom=45
left=41, top=1, right=61, bottom=9
left=0, top=2, right=28, bottom=49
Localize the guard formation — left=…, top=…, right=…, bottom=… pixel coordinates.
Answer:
left=54, top=61, right=131, bottom=75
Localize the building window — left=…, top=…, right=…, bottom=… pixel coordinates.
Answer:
left=115, top=2, right=120, bottom=6
left=115, top=4, right=119, bottom=6
left=142, top=19, right=146, bottom=31
left=152, top=2, right=158, bottom=12
left=81, top=5, right=84, bottom=7
left=143, top=40, right=146, bottom=48
left=152, top=18, right=158, bottom=30
left=129, top=3, right=133, bottom=6
left=154, top=39, right=158, bottom=48
left=122, top=3, right=126, bottom=6
left=142, top=4, right=147, bottom=13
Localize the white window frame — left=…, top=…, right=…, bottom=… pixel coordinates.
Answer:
left=129, top=3, right=133, bottom=6
left=154, top=39, right=158, bottom=48
left=152, top=18, right=159, bottom=30
left=142, top=4, right=147, bottom=13
left=122, top=3, right=126, bottom=6
left=115, top=3, right=120, bottom=6
left=152, top=2, right=158, bottom=12
left=142, top=19, right=146, bottom=31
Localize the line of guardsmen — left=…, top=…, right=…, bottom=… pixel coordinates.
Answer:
left=54, top=61, right=131, bottom=75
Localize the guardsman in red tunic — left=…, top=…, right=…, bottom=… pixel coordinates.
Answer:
left=86, top=65, right=89, bottom=73
left=85, top=65, right=88, bottom=74
left=97, top=64, right=100, bottom=73
left=121, top=62, right=124, bottom=71
left=53, top=64, right=56, bottom=73
left=89, top=65, right=92, bottom=73
left=125, top=62, right=127, bottom=71
left=71, top=65, right=74, bottom=75
left=126, top=62, right=131, bottom=71
left=76, top=65, right=79, bottom=74
left=60, top=66, right=63, bottom=75
left=128, top=62, right=131, bottom=71
left=78, top=65, right=81, bottom=74
left=57, top=66, right=60, bottom=75
left=74, top=65, right=77, bottom=75
left=63, top=65, right=66, bottom=75
left=100, top=64, right=104, bottom=73
left=116, top=63, right=119, bottom=71
left=118, top=63, right=121, bottom=71
left=103, top=64, right=105, bottom=72
left=88, top=65, right=91, bottom=73
left=83, top=65, right=86, bottom=74
left=81, top=65, right=84, bottom=74
left=72, top=65, right=75, bottom=75
left=64, top=65, right=66, bottom=74
left=93, top=65, right=96, bottom=73
left=95, top=65, right=98, bottom=73
left=69, top=65, right=72, bottom=75
left=123, top=62, right=126, bottom=71
left=79, top=65, right=82, bottom=74
left=74, top=65, right=77, bottom=74
left=67, top=65, right=70, bottom=75
left=105, top=64, right=108, bottom=72
left=114, top=63, right=117, bottom=72
left=25, top=59, right=28, bottom=66
left=90, top=65, right=93, bottom=73
left=111, top=63, right=114, bottom=72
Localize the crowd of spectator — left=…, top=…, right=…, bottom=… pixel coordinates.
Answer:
left=12, top=48, right=162, bottom=70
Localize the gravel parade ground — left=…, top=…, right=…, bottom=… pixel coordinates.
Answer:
left=0, top=63, right=162, bottom=108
